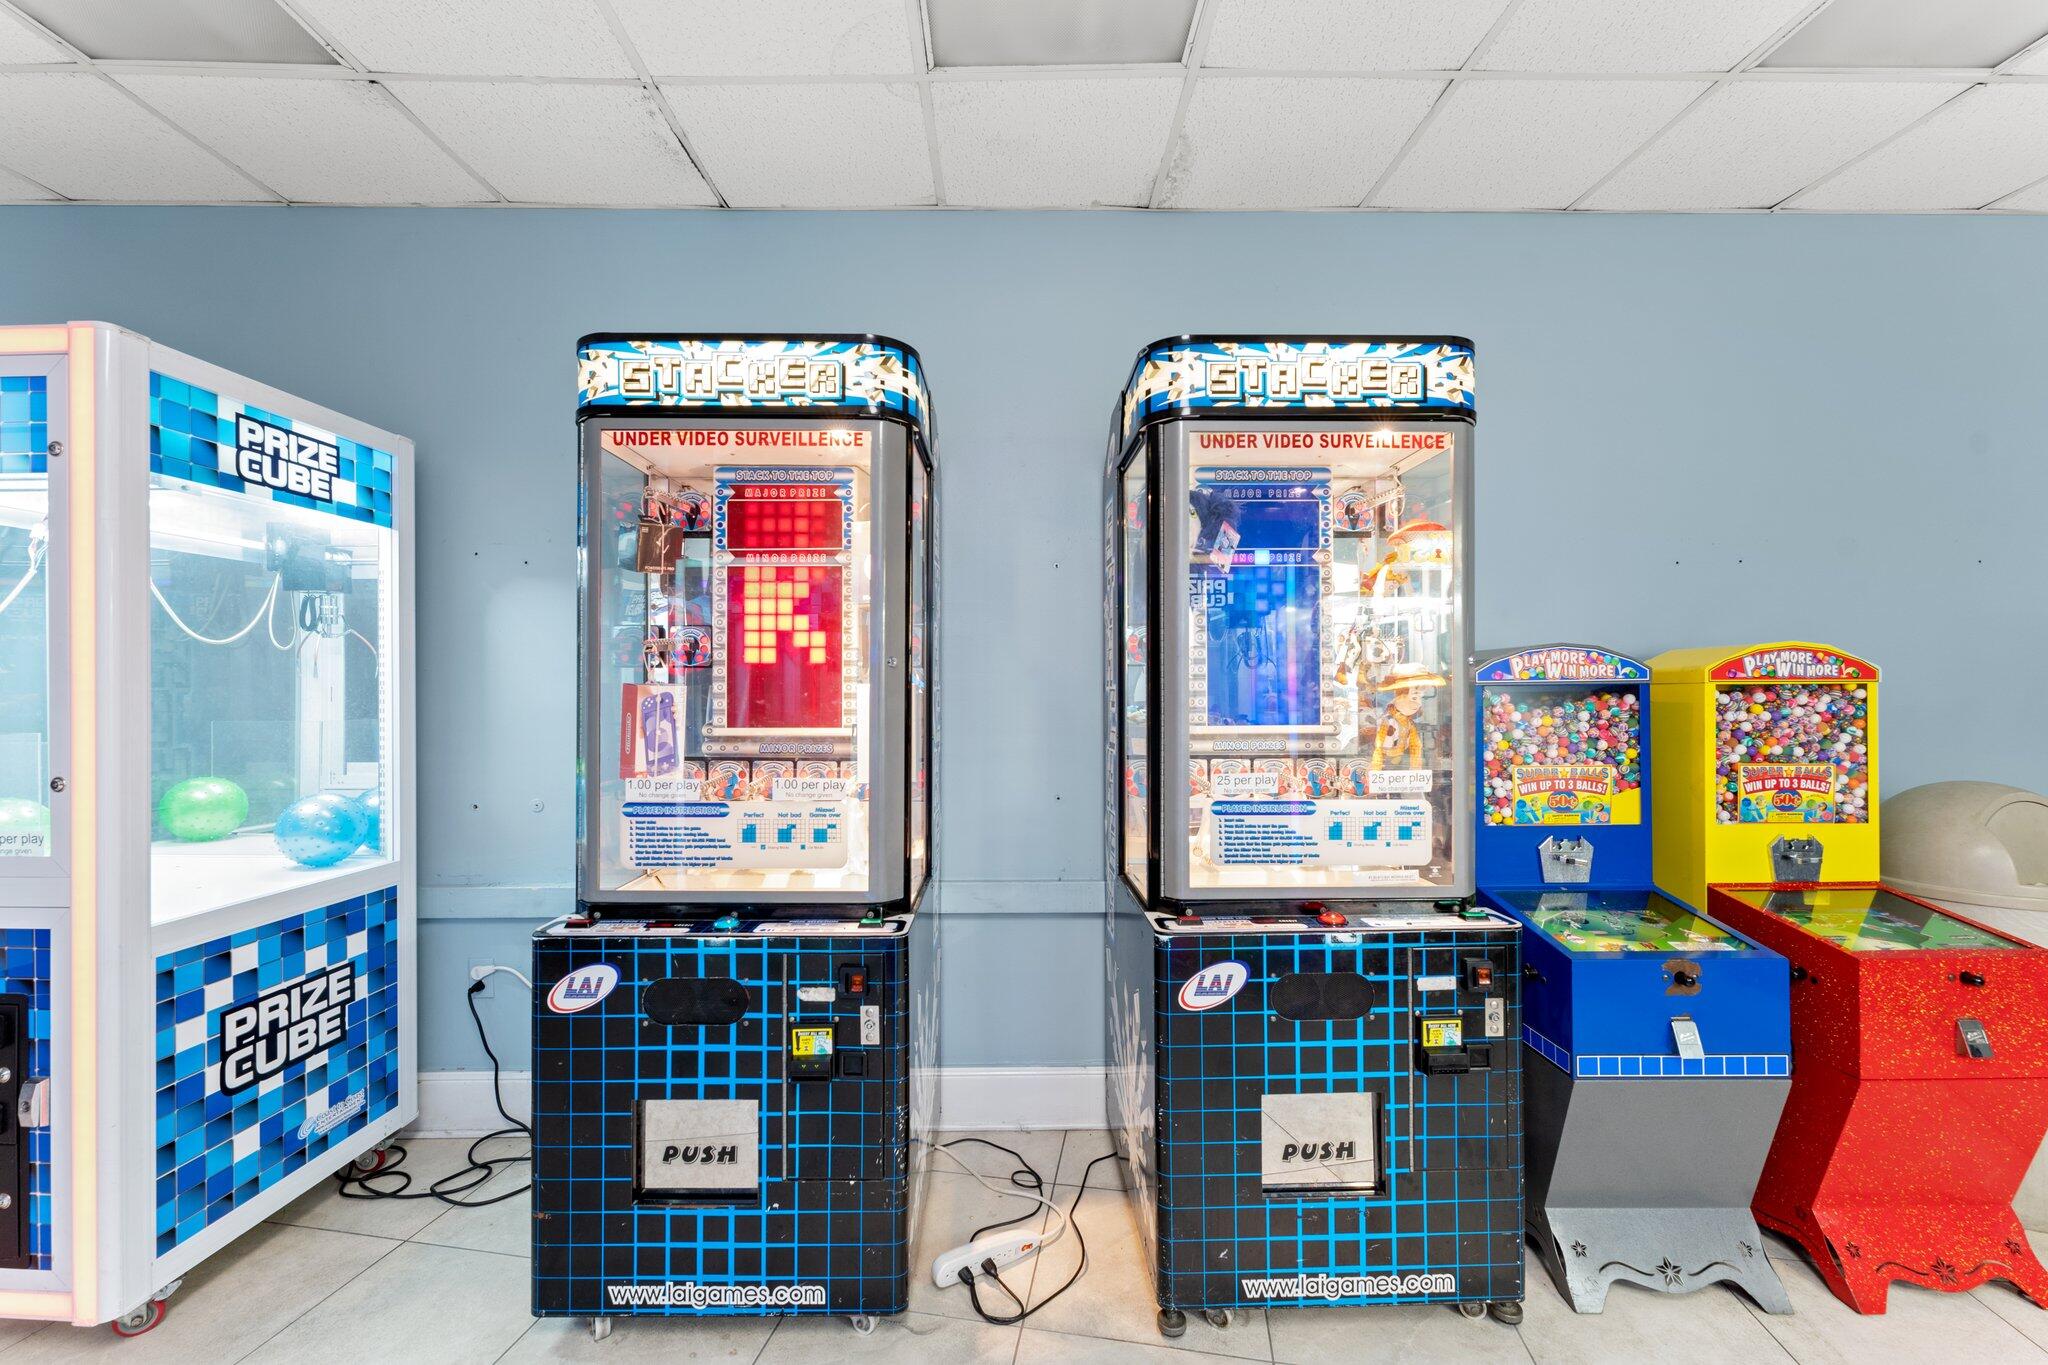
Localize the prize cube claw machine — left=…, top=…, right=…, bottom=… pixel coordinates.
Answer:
left=1104, top=337, right=1524, bottom=1339
left=0, top=323, right=416, bottom=1334
left=535, top=337, right=937, bottom=1340
left=1473, top=646, right=1792, bottom=1315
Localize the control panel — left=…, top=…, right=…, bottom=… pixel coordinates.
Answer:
left=1414, top=948, right=1510, bottom=1074
left=785, top=958, right=887, bottom=1082
left=0, top=995, right=26, bottom=1268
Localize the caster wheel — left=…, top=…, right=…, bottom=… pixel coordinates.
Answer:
left=1489, top=1300, right=1524, bottom=1326
left=1158, top=1308, right=1187, bottom=1339
left=1203, top=1308, right=1231, bottom=1329
left=351, top=1148, right=389, bottom=1176
left=1457, top=1300, right=1487, bottom=1319
left=588, top=1316, right=611, bottom=1342
left=848, top=1315, right=877, bottom=1337
left=112, top=1300, right=167, bottom=1337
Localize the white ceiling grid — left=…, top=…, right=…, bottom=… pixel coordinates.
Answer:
left=0, top=0, right=2044, bottom=212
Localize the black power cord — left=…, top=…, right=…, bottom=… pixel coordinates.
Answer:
left=334, top=980, right=531, bottom=1207
left=938, top=1136, right=1124, bottom=1326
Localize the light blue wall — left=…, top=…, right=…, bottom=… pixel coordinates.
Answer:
left=2, top=207, right=2043, bottom=1072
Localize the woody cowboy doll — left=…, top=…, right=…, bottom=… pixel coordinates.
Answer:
left=1371, top=663, right=1448, bottom=770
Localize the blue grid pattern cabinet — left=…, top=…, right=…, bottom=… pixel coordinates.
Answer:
left=1472, top=645, right=1793, bottom=1315
left=537, top=337, right=939, bottom=1340
left=1103, top=338, right=1527, bottom=1337
left=0, top=323, right=416, bottom=1333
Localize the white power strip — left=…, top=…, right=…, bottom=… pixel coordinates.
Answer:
left=930, top=1228, right=1044, bottom=1288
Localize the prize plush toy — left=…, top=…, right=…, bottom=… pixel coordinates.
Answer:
left=1371, top=664, right=1447, bottom=770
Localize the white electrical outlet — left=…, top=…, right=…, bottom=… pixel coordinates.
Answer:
left=930, top=1229, right=1044, bottom=1288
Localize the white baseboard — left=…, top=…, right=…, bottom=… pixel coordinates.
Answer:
left=405, top=1065, right=1107, bottom=1138
left=933, top=1066, right=1107, bottom=1130
left=409, top=1069, right=533, bottom=1138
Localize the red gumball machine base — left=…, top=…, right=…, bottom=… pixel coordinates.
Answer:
left=1710, top=883, right=2048, bottom=1315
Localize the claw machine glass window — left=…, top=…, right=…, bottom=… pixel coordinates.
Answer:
left=1119, top=458, right=1149, bottom=892
left=585, top=421, right=901, bottom=902
left=0, top=371, right=53, bottom=863
left=909, top=451, right=931, bottom=898
left=148, top=460, right=395, bottom=923
left=1168, top=423, right=1466, bottom=895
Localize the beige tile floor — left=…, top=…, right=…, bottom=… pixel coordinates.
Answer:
left=5, top=1131, right=2045, bottom=1364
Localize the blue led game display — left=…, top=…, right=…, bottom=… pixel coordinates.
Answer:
left=1193, top=475, right=1323, bottom=728
left=0, top=374, right=48, bottom=475
left=153, top=887, right=400, bottom=1254
left=149, top=372, right=394, bottom=528
left=0, top=929, right=51, bottom=1268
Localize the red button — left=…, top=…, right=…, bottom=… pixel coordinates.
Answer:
left=1317, top=910, right=1347, bottom=928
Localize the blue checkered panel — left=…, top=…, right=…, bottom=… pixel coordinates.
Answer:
left=531, top=927, right=915, bottom=1318
left=1152, top=925, right=1524, bottom=1309
left=149, top=372, right=394, bottom=527
left=0, top=928, right=52, bottom=1267
left=153, top=887, right=401, bottom=1254
left=0, top=375, right=48, bottom=475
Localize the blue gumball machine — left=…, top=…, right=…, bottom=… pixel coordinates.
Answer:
left=274, top=793, right=371, bottom=868
left=1473, top=645, right=1792, bottom=1315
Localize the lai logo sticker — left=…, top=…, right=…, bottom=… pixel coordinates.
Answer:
left=1180, top=961, right=1249, bottom=1011
left=548, top=963, right=620, bottom=1014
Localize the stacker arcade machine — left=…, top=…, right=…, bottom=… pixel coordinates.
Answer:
left=1104, top=337, right=1523, bottom=1338
left=1654, top=642, right=2048, bottom=1313
left=533, top=337, right=938, bottom=1340
left=1473, top=645, right=1791, bottom=1314
left=0, top=322, right=416, bottom=1335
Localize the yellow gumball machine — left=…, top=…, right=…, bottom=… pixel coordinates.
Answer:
left=1648, top=642, right=1878, bottom=908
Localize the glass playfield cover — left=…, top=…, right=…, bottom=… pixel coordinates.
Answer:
left=1499, top=889, right=1749, bottom=954
left=1729, top=887, right=2020, bottom=952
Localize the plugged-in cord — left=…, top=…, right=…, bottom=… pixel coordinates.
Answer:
left=333, top=979, right=530, bottom=1207
left=928, top=1140, right=1070, bottom=1249
left=935, top=1137, right=1122, bottom=1326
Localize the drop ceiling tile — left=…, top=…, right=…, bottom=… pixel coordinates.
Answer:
left=288, top=0, right=633, bottom=77
left=0, top=163, right=57, bottom=199
left=1372, top=77, right=1707, bottom=208
left=1991, top=174, right=2048, bottom=210
left=1792, top=83, right=2048, bottom=209
left=616, top=0, right=921, bottom=77
left=662, top=81, right=931, bottom=207
left=1160, top=75, right=1442, bottom=207
left=1583, top=80, right=1964, bottom=209
left=2005, top=37, right=2048, bottom=73
left=1762, top=0, right=2048, bottom=69
left=15, top=0, right=336, bottom=64
left=0, top=7, right=67, bottom=64
left=1203, top=0, right=1512, bottom=71
left=393, top=81, right=712, bottom=205
left=117, top=74, right=492, bottom=203
left=0, top=72, right=266, bottom=200
left=932, top=76, right=1181, bottom=207
left=1476, top=0, right=1816, bottom=72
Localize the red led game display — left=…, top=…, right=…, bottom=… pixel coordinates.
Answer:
left=723, top=484, right=845, bottom=551
left=725, top=565, right=844, bottom=728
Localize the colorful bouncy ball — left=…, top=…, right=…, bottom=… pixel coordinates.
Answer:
left=158, top=777, right=250, bottom=842
left=359, top=789, right=383, bottom=853
left=0, top=798, right=50, bottom=853
left=274, top=793, right=369, bottom=868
